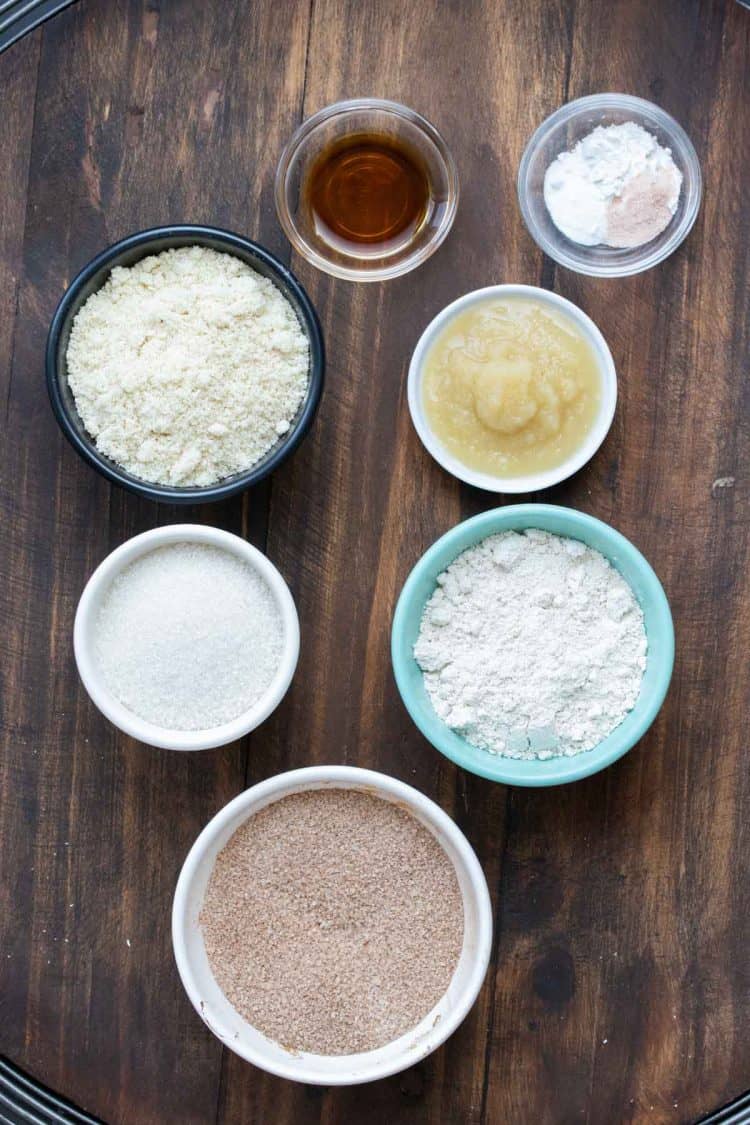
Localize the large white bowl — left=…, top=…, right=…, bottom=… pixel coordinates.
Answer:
left=172, top=765, right=493, bottom=1085
left=74, top=524, right=300, bottom=751
left=407, top=284, right=617, bottom=493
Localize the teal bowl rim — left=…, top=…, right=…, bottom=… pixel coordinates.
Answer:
left=391, top=504, right=675, bottom=787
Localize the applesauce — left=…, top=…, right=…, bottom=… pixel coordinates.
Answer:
left=421, top=296, right=602, bottom=478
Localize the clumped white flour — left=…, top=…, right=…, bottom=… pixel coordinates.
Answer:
left=94, top=544, right=283, bottom=730
left=67, top=246, right=309, bottom=486
left=414, top=530, right=647, bottom=759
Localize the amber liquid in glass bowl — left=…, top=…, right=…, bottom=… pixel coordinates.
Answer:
left=304, top=132, right=432, bottom=257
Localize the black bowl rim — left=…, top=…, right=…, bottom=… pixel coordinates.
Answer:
left=45, top=224, right=325, bottom=504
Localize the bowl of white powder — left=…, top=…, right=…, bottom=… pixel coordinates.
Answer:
left=47, top=225, right=324, bottom=502
left=74, top=524, right=299, bottom=750
left=172, top=765, right=492, bottom=1084
left=518, top=94, right=701, bottom=277
left=391, top=505, right=674, bottom=786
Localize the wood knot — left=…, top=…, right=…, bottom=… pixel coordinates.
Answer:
left=532, top=946, right=575, bottom=1010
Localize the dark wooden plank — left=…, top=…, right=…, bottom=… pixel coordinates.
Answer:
left=0, top=30, right=39, bottom=433
left=482, top=2, right=750, bottom=1124
left=0, top=9, right=44, bottom=1099
left=0, top=1, right=310, bottom=1122
left=217, top=1, right=574, bottom=1122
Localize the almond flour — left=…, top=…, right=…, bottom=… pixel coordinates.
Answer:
left=200, top=789, right=464, bottom=1055
left=66, top=246, right=309, bottom=486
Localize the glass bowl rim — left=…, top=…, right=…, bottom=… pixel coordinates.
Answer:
left=517, top=92, right=702, bottom=278
left=274, top=97, right=460, bottom=282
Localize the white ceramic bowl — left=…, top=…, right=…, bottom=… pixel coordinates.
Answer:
left=407, top=284, right=617, bottom=493
left=74, top=524, right=300, bottom=751
left=172, top=765, right=493, bottom=1085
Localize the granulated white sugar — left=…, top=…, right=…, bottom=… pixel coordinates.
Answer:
left=200, top=789, right=464, bottom=1055
left=66, top=246, right=309, bottom=486
left=94, top=543, right=283, bottom=730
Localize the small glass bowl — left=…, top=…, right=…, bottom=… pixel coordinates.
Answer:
left=275, top=98, right=459, bottom=282
left=518, top=93, right=702, bottom=278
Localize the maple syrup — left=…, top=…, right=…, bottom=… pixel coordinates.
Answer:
left=305, top=133, right=432, bottom=256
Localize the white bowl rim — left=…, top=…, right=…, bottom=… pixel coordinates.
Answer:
left=407, top=283, right=617, bottom=493
left=171, top=764, right=493, bottom=1085
left=73, top=524, right=300, bottom=751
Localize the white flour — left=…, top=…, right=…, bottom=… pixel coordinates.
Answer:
left=543, top=122, right=682, bottom=248
left=414, top=530, right=647, bottom=759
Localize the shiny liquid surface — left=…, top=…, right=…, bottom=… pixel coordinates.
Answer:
left=422, top=297, right=602, bottom=478
left=305, top=133, right=431, bottom=255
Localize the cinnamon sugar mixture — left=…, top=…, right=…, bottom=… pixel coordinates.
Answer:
left=200, top=789, right=464, bottom=1055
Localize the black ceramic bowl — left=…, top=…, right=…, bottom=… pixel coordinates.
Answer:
left=46, top=225, right=325, bottom=504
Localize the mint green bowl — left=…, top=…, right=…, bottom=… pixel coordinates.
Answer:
left=391, top=505, right=674, bottom=787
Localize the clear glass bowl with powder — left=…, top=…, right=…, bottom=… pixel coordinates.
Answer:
left=518, top=93, right=702, bottom=277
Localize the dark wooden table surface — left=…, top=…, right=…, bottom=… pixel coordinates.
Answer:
left=1, top=1, right=749, bottom=1122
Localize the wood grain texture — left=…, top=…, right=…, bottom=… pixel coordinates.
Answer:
left=0, top=1, right=309, bottom=1122
left=0, top=1, right=749, bottom=1123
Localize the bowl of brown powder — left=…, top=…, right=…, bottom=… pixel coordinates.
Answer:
left=172, top=765, right=492, bottom=1084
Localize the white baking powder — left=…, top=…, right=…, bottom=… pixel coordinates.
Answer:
left=94, top=544, right=283, bottom=730
left=67, top=246, right=309, bottom=486
left=414, top=530, right=647, bottom=759
left=543, top=122, right=682, bottom=248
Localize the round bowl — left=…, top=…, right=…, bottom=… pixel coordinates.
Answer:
left=517, top=93, right=702, bottom=277
left=391, top=505, right=674, bottom=787
left=172, top=765, right=492, bottom=1085
left=275, top=98, right=459, bottom=282
left=408, top=285, right=617, bottom=493
left=46, top=225, right=325, bottom=503
left=74, top=524, right=300, bottom=751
